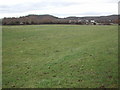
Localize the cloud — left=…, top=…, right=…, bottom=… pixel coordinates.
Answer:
left=0, top=0, right=118, bottom=18
left=0, top=1, right=79, bottom=13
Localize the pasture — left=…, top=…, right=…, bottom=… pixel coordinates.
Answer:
left=2, top=25, right=118, bottom=88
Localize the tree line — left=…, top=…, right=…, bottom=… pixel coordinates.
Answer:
left=2, top=15, right=119, bottom=25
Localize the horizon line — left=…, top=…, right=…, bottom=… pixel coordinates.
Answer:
left=1, top=14, right=118, bottom=19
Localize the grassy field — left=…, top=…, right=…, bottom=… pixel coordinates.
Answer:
left=2, top=25, right=118, bottom=88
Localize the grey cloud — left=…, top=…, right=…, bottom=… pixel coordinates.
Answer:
left=104, top=0, right=119, bottom=3
left=0, top=3, right=46, bottom=13
left=0, top=1, right=80, bottom=13
left=54, top=11, right=115, bottom=17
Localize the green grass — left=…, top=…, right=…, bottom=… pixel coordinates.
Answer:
left=2, top=25, right=118, bottom=88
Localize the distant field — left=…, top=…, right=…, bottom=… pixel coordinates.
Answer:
left=2, top=25, right=118, bottom=88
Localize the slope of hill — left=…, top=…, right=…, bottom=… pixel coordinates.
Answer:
left=2, top=14, right=118, bottom=25
left=66, top=15, right=118, bottom=23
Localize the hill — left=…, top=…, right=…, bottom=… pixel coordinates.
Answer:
left=2, top=14, right=118, bottom=25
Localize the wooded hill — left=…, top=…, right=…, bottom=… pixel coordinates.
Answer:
left=2, top=14, right=118, bottom=25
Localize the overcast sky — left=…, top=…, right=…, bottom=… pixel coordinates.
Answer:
left=0, top=0, right=119, bottom=18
